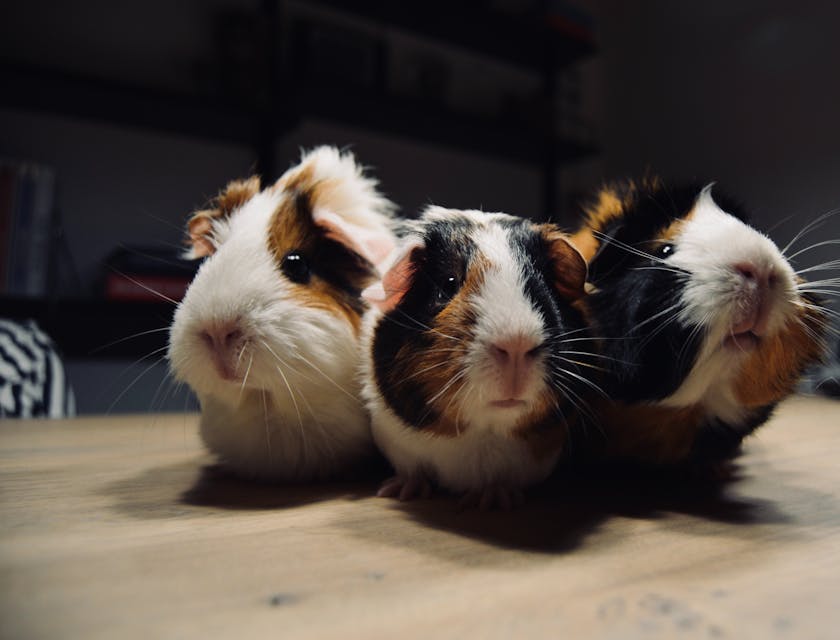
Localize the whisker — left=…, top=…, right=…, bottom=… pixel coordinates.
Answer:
left=553, top=364, right=608, bottom=397
left=399, top=359, right=456, bottom=384
left=552, top=377, right=598, bottom=425
left=553, top=349, right=633, bottom=364
left=781, top=209, right=840, bottom=257
left=796, top=261, right=840, bottom=276
left=238, top=353, right=254, bottom=403
left=89, top=326, right=172, bottom=355
left=274, top=363, right=307, bottom=459
left=393, top=308, right=460, bottom=343
left=294, top=352, right=362, bottom=405
left=262, top=389, right=272, bottom=461
left=426, top=370, right=468, bottom=408
left=551, top=355, right=608, bottom=373
left=106, top=267, right=179, bottom=305
left=107, top=353, right=168, bottom=414
left=628, top=301, right=683, bottom=334
left=787, top=239, right=840, bottom=262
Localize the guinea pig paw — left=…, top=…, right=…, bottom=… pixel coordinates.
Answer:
left=376, top=475, right=432, bottom=501
left=458, top=486, right=525, bottom=512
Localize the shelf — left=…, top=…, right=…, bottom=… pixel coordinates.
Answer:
left=0, top=62, right=263, bottom=146
left=1, top=63, right=596, bottom=166
left=3, top=298, right=176, bottom=360
left=297, top=85, right=597, bottom=166
left=309, top=0, right=597, bottom=71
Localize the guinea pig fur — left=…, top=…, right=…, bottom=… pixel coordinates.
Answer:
left=570, top=179, right=830, bottom=465
left=168, top=146, right=397, bottom=481
left=361, top=206, right=595, bottom=508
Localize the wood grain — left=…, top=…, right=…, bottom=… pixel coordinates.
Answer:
left=2, top=396, right=840, bottom=639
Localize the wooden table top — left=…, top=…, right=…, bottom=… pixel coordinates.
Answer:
left=2, top=396, right=839, bottom=639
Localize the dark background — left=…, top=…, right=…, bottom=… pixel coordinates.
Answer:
left=1, top=0, right=838, bottom=413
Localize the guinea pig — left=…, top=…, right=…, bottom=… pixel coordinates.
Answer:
left=570, top=178, right=830, bottom=466
left=361, top=206, right=595, bottom=508
left=168, top=146, right=397, bottom=481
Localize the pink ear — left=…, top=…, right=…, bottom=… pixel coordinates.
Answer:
left=187, top=216, right=216, bottom=258
left=312, top=208, right=395, bottom=268
left=362, top=239, right=425, bottom=312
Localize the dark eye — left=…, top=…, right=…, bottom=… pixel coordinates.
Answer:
left=657, top=244, right=675, bottom=259
left=281, top=252, right=311, bottom=284
left=434, top=276, right=459, bottom=305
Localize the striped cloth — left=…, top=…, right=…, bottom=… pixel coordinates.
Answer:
left=0, top=318, right=75, bottom=418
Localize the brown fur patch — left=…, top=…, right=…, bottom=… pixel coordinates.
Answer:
left=735, top=298, right=828, bottom=407
left=594, top=295, right=828, bottom=465
left=570, top=176, right=665, bottom=262
left=267, top=166, right=378, bottom=335
left=187, top=176, right=261, bottom=257
left=539, top=225, right=588, bottom=301
left=405, top=256, right=490, bottom=438
left=598, top=402, right=707, bottom=464
left=658, top=217, right=686, bottom=243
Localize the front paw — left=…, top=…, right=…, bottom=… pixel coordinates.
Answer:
left=376, top=475, right=433, bottom=501
left=458, top=485, right=525, bottom=511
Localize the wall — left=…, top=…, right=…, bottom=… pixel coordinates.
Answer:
left=3, top=1, right=837, bottom=412
left=579, top=0, right=840, bottom=279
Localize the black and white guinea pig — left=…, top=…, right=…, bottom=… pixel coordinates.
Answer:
left=570, top=178, right=829, bottom=465
left=361, top=206, right=595, bottom=508
left=168, top=146, right=397, bottom=481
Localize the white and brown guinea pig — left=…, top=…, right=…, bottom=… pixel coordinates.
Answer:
left=570, top=178, right=829, bottom=466
left=168, top=146, right=397, bottom=481
left=361, top=206, right=595, bottom=508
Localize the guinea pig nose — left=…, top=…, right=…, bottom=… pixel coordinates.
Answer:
left=200, top=323, right=244, bottom=353
left=489, top=335, right=542, bottom=365
left=734, top=262, right=773, bottom=289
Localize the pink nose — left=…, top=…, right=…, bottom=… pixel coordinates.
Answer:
left=199, top=320, right=244, bottom=380
left=489, top=335, right=542, bottom=399
left=731, top=263, right=777, bottom=337
left=200, top=324, right=243, bottom=354
left=489, top=335, right=542, bottom=367
left=733, top=262, right=776, bottom=290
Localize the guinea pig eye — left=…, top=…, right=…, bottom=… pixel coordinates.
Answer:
left=656, top=243, right=675, bottom=259
left=281, top=252, right=311, bottom=284
left=434, top=276, right=459, bottom=305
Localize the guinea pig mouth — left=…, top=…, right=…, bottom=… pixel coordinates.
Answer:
left=489, top=398, right=528, bottom=409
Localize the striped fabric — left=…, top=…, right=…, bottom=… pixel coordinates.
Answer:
left=0, top=318, right=75, bottom=418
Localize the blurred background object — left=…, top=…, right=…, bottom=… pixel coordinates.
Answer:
left=0, top=0, right=837, bottom=412
left=0, top=318, right=75, bottom=418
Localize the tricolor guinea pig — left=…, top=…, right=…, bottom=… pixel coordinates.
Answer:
left=361, top=206, right=595, bottom=508
left=570, top=179, right=830, bottom=465
left=168, top=146, right=397, bottom=481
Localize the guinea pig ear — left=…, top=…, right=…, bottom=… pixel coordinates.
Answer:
left=312, top=207, right=396, bottom=268
left=540, top=225, right=588, bottom=301
left=185, top=176, right=261, bottom=259
left=362, top=238, right=425, bottom=312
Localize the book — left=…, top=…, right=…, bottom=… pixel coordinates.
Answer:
left=1, top=161, right=56, bottom=297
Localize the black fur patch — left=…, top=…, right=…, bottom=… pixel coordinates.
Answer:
left=689, top=404, right=777, bottom=462
left=505, top=222, right=596, bottom=412
left=296, top=188, right=377, bottom=316
left=586, top=184, right=707, bottom=401
left=372, top=216, right=477, bottom=429
left=372, top=213, right=597, bottom=432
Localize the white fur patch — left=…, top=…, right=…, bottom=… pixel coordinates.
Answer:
left=360, top=211, right=557, bottom=494
left=168, top=146, right=396, bottom=480
left=461, top=222, right=548, bottom=433
left=660, top=187, right=798, bottom=424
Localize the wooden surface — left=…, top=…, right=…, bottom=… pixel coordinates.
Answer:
left=2, top=396, right=840, bottom=639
